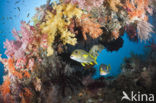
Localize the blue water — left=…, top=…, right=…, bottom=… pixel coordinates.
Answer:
left=92, top=16, right=156, bottom=79
left=0, top=0, right=154, bottom=83
left=93, top=34, right=146, bottom=79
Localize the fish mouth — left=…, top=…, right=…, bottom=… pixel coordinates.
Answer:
left=70, top=56, right=80, bottom=62
left=70, top=55, right=74, bottom=59
left=70, top=55, right=76, bottom=60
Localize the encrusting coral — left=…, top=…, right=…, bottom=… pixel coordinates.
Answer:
left=0, top=0, right=155, bottom=103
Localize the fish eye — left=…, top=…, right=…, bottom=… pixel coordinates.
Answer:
left=75, top=50, right=78, bottom=54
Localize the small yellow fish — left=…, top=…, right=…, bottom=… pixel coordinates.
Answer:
left=70, top=44, right=104, bottom=67
left=100, top=64, right=111, bottom=76
left=70, top=49, right=97, bottom=66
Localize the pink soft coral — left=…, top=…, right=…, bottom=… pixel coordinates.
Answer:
left=15, top=58, right=27, bottom=69
left=64, top=0, right=104, bottom=11
left=4, top=21, right=35, bottom=59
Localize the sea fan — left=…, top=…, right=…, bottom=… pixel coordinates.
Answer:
left=137, top=21, right=153, bottom=41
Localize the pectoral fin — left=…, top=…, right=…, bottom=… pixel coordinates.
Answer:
left=81, top=63, right=85, bottom=66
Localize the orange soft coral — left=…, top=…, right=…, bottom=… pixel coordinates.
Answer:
left=112, top=29, right=120, bottom=39
left=23, top=71, right=31, bottom=78
left=107, top=0, right=123, bottom=12
left=125, top=0, right=150, bottom=22
left=0, top=76, right=10, bottom=97
left=22, top=88, right=33, bottom=103
left=8, top=58, right=23, bottom=79
left=23, top=88, right=32, bottom=97
left=0, top=76, right=14, bottom=103
left=77, top=14, right=103, bottom=40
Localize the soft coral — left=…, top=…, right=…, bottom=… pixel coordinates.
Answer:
left=125, top=0, right=149, bottom=22
left=71, top=14, right=103, bottom=40
left=8, top=58, right=23, bottom=79
left=0, top=76, right=10, bottom=97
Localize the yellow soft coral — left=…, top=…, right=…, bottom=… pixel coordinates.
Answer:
left=40, top=3, right=83, bottom=56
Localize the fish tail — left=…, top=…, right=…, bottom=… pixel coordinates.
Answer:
left=108, top=64, right=111, bottom=70
left=94, top=60, right=97, bottom=64
left=94, top=56, right=98, bottom=64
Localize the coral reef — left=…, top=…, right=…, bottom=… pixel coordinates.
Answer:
left=64, top=43, right=156, bottom=103
left=40, top=3, right=83, bottom=56
left=0, top=0, right=155, bottom=103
